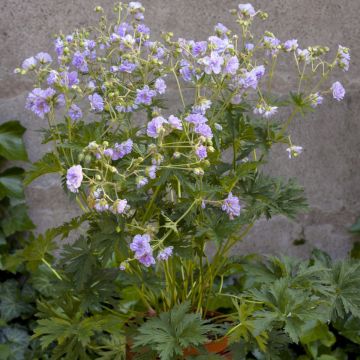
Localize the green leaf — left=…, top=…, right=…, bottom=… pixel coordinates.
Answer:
left=60, top=236, right=97, bottom=289
left=1, top=203, right=35, bottom=237
left=0, top=167, right=24, bottom=200
left=334, top=315, right=360, bottom=344
left=24, top=152, right=63, bottom=185
left=0, top=121, right=27, bottom=161
left=0, top=280, right=33, bottom=322
left=134, top=301, right=216, bottom=360
left=1, top=327, right=30, bottom=360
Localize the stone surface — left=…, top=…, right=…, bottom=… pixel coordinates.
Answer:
left=1, top=0, right=359, bottom=258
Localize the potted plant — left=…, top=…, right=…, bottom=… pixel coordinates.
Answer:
left=16, top=1, right=352, bottom=358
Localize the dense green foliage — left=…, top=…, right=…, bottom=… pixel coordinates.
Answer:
left=0, top=120, right=39, bottom=359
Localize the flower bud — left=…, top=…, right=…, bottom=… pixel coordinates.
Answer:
left=84, top=154, right=92, bottom=164
left=95, top=174, right=102, bottom=181
left=78, top=153, right=84, bottom=162
left=193, top=168, right=204, bottom=176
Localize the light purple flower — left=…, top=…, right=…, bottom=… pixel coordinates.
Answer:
left=137, top=23, right=150, bottom=35
left=47, top=70, right=58, bottom=85
left=309, top=93, right=324, bottom=108
left=68, top=104, right=82, bottom=120
left=148, top=165, right=157, bottom=179
left=137, top=252, right=156, bottom=267
left=252, top=65, right=266, bottom=80
left=263, top=36, right=281, bottom=56
left=113, top=199, right=128, bottom=214
left=208, top=36, right=231, bottom=53
left=297, top=49, right=310, bottom=63
left=224, top=56, right=239, bottom=75
left=60, top=71, right=79, bottom=88
left=56, top=94, right=66, bottom=108
left=135, top=85, right=156, bottom=105
left=192, top=99, right=212, bottom=115
left=87, top=80, right=96, bottom=90
left=55, top=38, right=64, bottom=56
left=157, top=246, right=173, bottom=261
left=66, top=165, right=83, bottom=193
left=72, top=51, right=88, bottom=72
left=191, top=41, right=208, bottom=57
left=200, top=52, right=224, bottom=75
left=116, top=22, right=131, bottom=37
left=222, top=192, right=241, bottom=220
left=119, top=60, right=137, bottom=73
left=155, top=78, right=166, bottom=94
left=129, top=1, right=142, bottom=10
left=195, top=145, right=207, bottom=160
left=84, top=39, right=96, bottom=50
left=214, top=23, right=229, bottom=36
left=147, top=116, right=168, bottom=138
left=254, top=104, right=278, bottom=118
left=185, top=113, right=208, bottom=125
left=103, top=148, right=114, bottom=157
left=168, top=115, right=183, bottom=130
left=286, top=146, right=303, bottom=159
left=22, top=56, right=37, bottom=70
left=94, top=199, right=109, bottom=212
left=337, top=45, right=350, bottom=72
left=179, top=59, right=195, bottom=82
left=136, top=176, right=148, bottom=188
left=238, top=3, right=256, bottom=17
left=130, top=234, right=151, bottom=257
left=35, top=52, right=52, bottom=64
left=331, top=81, right=345, bottom=101
left=245, top=43, right=254, bottom=52
left=284, top=39, right=299, bottom=52
left=89, top=93, right=104, bottom=111
left=112, top=139, right=133, bottom=160
left=25, top=87, right=56, bottom=118
left=239, top=71, right=258, bottom=89
left=194, top=123, right=213, bottom=139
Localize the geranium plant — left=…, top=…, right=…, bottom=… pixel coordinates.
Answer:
left=16, top=1, right=352, bottom=358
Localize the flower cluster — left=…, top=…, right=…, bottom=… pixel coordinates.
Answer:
left=19, top=2, right=349, bottom=270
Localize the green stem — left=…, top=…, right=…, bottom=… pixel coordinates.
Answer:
left=42, top=258, right=62, bottom=280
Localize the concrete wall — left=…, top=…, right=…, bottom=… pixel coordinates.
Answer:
left=1, top=0, right=359, bottom=258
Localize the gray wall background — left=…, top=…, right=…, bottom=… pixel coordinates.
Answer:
left=1, top=0, right=359, bottom=258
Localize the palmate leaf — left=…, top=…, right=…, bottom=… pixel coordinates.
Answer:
left=0, top=121, right=28, bottom=161
left=328, top=261, right=360, bottom=319
left=1, top=202, right=35, bottom=237
left=241, top=174, right=308, bottom=220
left=134, top=301, right=215, bottom=360
left=0, top=326, right=30, bottom=360
left=22, top=232, right=57, bottom=272
left=0, top=167, right=25, bottom=200
left=334, top=315, right=360, bottom=344
left=0, top=280, right=34, bottom=322
left=249, top=278, right=328, bottom=343
left=60, top=236, right=98, bottom=289
left=24, top=152, right=63, bottom=186
left=228, top=300, right=268, bottom=352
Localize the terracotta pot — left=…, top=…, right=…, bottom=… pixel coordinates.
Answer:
left=183, top=336, right=231, bottom=358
